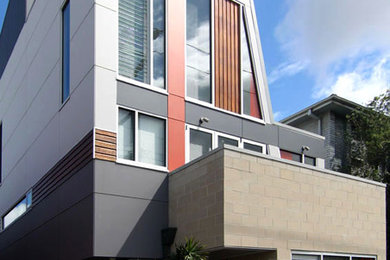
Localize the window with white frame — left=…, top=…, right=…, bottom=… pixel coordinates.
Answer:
left=292, top=252, right=376, bottom=260
left=2, top=190, right=32, bottom=230
left=118, top=0, right=166, bottom=89
left=186, top=125, right=265, bottom=162
left=118, top=108, right=166, bottom=167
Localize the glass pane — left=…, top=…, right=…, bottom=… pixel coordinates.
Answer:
left=62, top=1, right=70, bottom=102
left=244, top=142, right=263, bottom=153
left=323, top=257, right=349, bottom=260
left=153, top=0, right=165, bottom=88
left=186, top=0, right=211, bottom=103
left=190, top=129, right=212, bottom=161
left=304, top=156, right=316, bottom=166
left=241, top=12, right=261, bottom=118
left=292, top=153, right=302, bottom=162
left=138, top=114, right=166, bottom=166
left=218, top=136, right=238, bottom=147
left=119, top=0, right=150, bottom=83
left=292, top=254, right=320, bottom=260
left=352, top=258, right=375, bottom=260
left=118, top=109, right=135, bottom=160
left=26, top=191, right=32, bottom=208
left=3, top=198, right=27, bottom=229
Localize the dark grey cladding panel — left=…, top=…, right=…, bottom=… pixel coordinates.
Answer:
left=186, top=102, right=242, bottom=136
left=278, top=126, right=325, bottom=158
left=242, top=119, right=278, bottom=145
left=94, top=160, right=168, bottom=202
left=93, top=194, right=168, bottom=258
left=117, top=81, right=168, bottom=117
left=0, top=162, right=94, bottom=260
left=0, top=0, right=26, bottom=79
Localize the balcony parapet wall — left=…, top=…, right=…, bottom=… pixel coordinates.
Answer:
left=169, top=146, right=386, bottom=259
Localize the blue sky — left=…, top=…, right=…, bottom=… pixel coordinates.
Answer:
left=0, top=1, right=389, bottom=121
left=255, top=0, right=390, bottom=120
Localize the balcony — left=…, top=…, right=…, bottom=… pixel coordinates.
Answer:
left=169, top=147, right=386, bottom=260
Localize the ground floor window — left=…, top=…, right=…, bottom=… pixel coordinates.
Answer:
left=186, top=125, right=266, bottom=162
left=292, top=252, right=376, bottom=260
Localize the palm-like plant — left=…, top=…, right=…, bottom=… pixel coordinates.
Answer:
left=172, top=237, right=208, bottom=260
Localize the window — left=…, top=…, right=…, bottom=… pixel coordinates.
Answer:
left=280, top=150, right=302, bottom=163
left=190, top=129, right=212, bottom=161
left=62, top=0, right=70, bottom=103
left=118, top=0, right=166, bottom=89
left=186, top=0, right=211, bottom=103
left=186, top=125, right=265, bottom=162
left=2, top=191, right=32, bottom=230
left=118, top=108, right=166, bottom=167
left=243, top=142, right=263, bottom=153
left=218, top=136, right=239, bottom=148
left=292, top=252, right=376, bottom=260
left=304, top=155, right=316, bottom=166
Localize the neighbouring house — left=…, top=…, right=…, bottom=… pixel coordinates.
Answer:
left=0, top=0, right=385, bottom=259
left=281, top=94, right=361, bottom=173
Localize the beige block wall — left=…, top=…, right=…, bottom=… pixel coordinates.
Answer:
left=169, top=148, right=386, bottom=259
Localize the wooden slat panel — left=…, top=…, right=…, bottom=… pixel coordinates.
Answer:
left=94, top=128, right=117, bottom=162
left=214, top=0, right=240, bottom=113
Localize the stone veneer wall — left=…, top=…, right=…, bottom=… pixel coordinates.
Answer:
left=169, top=148, right=386, bottom=260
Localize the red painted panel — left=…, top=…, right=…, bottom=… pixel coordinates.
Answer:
left=280, top=150, right=293, bottom=160
left=167, top=0, right=186, bottom=171
left=168, top=119, right=185, bottom=171
left=167, top=0, right=185, bottom=97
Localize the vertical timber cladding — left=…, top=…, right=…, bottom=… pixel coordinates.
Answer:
left=214, top=0, right=240, bottom=113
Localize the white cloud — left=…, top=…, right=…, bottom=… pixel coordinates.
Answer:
left=267, top=60, right=308, bottom=84
left=318, top=57, right=390, bottom=105
left=273, top=0, right=390, bottom=100
left=273, top=111, right=284, bottom=121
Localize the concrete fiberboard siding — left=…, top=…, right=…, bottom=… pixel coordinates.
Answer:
left=93, top=160, right=168, bottom=258
left=169, top=148, right=386, bottom=259
left=0, top=161, right=94, bottom=260
left=0, top=0, right=94, bottom=216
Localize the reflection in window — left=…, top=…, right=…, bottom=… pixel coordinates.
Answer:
left=186, top=0, right=211, bottom=103
left=62, top=1, right=70, bottom=103
left=153, top=0, right=165, bottom=88
left=118, top=108, right=166, bottom=167
left=218, top=136, right=238, bottom=147
left=241, top=12, right=261, bottom=118
left=118, top=109, right=135, bottom=160
left=3, top=191, right=32, bottom=229
left=304, top=155, right=316, bottom=166
left=119, top=0, right=165, bottom=88
left=292, top=255, right=320, bottom=260
left=244, top=142, right=263, bottom=153
left=190, top=129, right=212, bottom=160
left=323, top=257, right=349, bottom=260
left=138, top=114, right=166, bottom=166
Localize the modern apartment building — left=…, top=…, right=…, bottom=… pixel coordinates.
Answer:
left=0, top=0, right=386, bottom=259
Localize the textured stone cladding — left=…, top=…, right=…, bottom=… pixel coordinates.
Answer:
left=169, top=148, right=386, bottom=260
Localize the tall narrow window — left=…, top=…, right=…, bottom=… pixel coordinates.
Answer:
left=62, top=1, right=70, bottom=103
left=241, top=12, right=262, bottom=119
left=186, top=0, right=211, bottom=103
left=118, top=109, right=135, bottom=160
left=119, top=0, right=165, bottom=88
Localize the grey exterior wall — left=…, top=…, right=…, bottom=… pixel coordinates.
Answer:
left=0, top=161, right=94, bottom=260
left=186, top=102, right=325, bottom=158
left=93, top=160, right=168, bottom=258
left=0, top=0, right=26, bottom=79
left=0, top=0, right=95, bottom=218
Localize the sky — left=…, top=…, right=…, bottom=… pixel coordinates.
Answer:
left=0, top=1, right=389, bottom=121
left=254, top=0, right=390, bottom=120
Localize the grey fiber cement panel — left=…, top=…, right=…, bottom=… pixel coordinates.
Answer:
left=93, top=193, right=168, bottom=258
left=117, top=81, right=168, bottom=117
left=94, top=160, right=168, bottom=202
left=278, top=126, right=325, bottom=158
left=0, top=161, right=94, bottom=260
